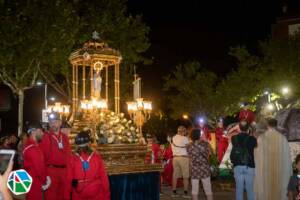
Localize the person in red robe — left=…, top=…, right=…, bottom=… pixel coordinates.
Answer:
left=23, top=122, right=51, bottom=200
left=65, top=130, right=110, bottom=200
left=199, top=119, right=211, bottom=141
left=215, top=119, right=229, bottom=163
left=239, top=102, right=255, bottom=125
left=161, top=136, right=173, bottom=186
left=145, top=134, right=162, bottom=164
left=39, top=112, right=71, bottom=200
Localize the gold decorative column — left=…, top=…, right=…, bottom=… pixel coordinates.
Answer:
left=90, top=66, right=94, bottom=98
left=72, top=64, right=76, bottom=115
left=75, top=65, right=79, bottom=112
left=82, top=65, right=86, bottom=100
left=114, top=63, right=120, bottom=113
left=105, top=66, right=108, bottom=102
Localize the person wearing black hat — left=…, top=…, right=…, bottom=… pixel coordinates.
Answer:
left=239, top=102, right=255, bottom=125
left=23, top=122, right=51, bottom=200
left=39, top=112, right=71, bottom=200
left=64, top=130, right=110, bottom=200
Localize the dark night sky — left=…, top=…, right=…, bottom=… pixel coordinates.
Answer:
left=2, top=0, right=300, bottom=134
left=126, top=0, right=293, bottom=102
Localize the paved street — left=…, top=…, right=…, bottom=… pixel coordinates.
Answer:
left=160, top=184, right=235, bottom=200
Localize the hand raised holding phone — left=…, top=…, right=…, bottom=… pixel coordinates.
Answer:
left=0, top=161, right=13, bottom=200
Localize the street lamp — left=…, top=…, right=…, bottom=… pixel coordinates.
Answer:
left=49, top=96, right=56, bottom=102
left=266, top=103, right=274, bottom=111
left=182, top=114, right=189, bottom=120
left=281, top=87, right=289, bottom=95
left=36, top=81, right=48, bottom=110
left=127, top=98, right=152, bottom=134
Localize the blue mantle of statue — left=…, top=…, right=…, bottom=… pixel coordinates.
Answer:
left=109, top=172, right=160, bottom=200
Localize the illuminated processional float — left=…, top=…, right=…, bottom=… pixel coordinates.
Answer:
left=68, top=33, right=161, bottom=199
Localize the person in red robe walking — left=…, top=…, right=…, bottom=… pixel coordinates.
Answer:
left=239, top=102, right=255, bottom=125
left=23, top=122, right=51, bottom=200
left=215, top=119, right=229, bottom=163
left=199, top=118, right=211, bottom=141
left=65, top=130, right=110, bottom=200
left=39, top=112, right=71, bottom=200
left=145, top=134, right=162, bottom=164
left=161, top=136, right=173, bottom=186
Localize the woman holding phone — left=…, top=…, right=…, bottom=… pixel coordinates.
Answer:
left=0, top=159, right=13, bottom=200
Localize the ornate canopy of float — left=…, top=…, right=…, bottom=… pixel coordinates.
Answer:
left=68, top=33, right=161, bottom=174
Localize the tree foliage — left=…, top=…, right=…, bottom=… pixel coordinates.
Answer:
left=163, top=61, right=217, bottom=119
left=164, top=33, right=300, bottom=120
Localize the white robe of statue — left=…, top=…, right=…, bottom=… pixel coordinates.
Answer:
left=93, top=70, right=102, bottom=98
left=254, top=128, right=292, bottom=200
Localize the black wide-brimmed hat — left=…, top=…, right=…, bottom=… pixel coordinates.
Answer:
left=26, top=121, right=42, bottom=134
left=75, top=130, right=91, bottom=147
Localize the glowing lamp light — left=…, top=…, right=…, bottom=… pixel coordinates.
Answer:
left=49, top=113, right=55, bottom=119
left=49, top=96, right=56, bottom=101
left=182, top=114, right=189, bottom=120
left=267, top=103, right=274, bottom=111
left=36, top=81, right=43, bottom=86
left=282, top=87, right=289, bottom=95
left=264, top=91, right=269, bottom=95
left=198, top=118, right=205, bottom=124
left=143, top=101, right=152, bottom=111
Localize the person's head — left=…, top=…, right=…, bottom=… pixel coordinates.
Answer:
left=242, top=102, right=250, bottom=110
left=75, top=130, right=92, bottom=153
left=48, top=112, right=62, bottom=133
left=295, top=154, right=300, bottom=173
left=266, top=118, right=277, bottom=129
left=191, top=129, right=200, bottom=142
left=61, top=121, right=72, bottom=135
left=0, top=136, right=10, bottom=147
left=146, top=134, right=154, bottom=144
left=27, top=122, right=44, bottom=142
left=217, top=118, right=224, bottom=128
left=177, top=126, right=187, bottom=136
left=20, top=132, right=28, bottom=143
left=239, top=120, right=249, bottom=133
left=8, top=134, right=18, bottom=144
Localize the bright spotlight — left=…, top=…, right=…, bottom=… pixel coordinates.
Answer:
left=264, top=91, right=269, bottom=95
left=49, top=97, right=56, bottom=101
left=198, top=117, right=205, bottom=124
left=267, top=103, right=274, bottom=111
left=182, top=114, right=189, bottom=120
left=36, top=81, right=43, bottom=86
left=281, top=87, right=289, bottom=95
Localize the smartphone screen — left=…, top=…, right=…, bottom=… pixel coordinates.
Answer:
left=0, top=151, right=14, bottom=174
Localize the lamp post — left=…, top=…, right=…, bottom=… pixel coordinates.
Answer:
left=127, top=98, right=152, bottom=134
left=36, top=81, right=47, bottom=110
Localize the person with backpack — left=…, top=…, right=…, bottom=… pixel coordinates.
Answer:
left=230, top=120, right=257, bottom=200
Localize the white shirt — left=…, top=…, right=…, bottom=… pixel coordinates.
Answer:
left=171, top=134, right=189, bottom=156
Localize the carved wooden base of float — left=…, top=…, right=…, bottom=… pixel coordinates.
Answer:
left=95, top=144, right=162, bottom=175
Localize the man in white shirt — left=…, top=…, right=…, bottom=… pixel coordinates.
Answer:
left=171, top=126, right=191, bottom=199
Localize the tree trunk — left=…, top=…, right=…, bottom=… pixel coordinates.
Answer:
left=18, top=90, right=24, bottom=137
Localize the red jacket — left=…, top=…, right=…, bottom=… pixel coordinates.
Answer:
left=65, top=151, right=110, bottom=200
left=39, top=130, right=71, bottom=166
left=215, top=127, right=224, bottom=142
left=201, top=126, right=211, bottom=141
left=239, top=109, right=255, bottom=124
left=23, top=138, right=47, bottom=185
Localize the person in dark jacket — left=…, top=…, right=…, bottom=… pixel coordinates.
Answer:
left=230, top=121, right=257, bottom=200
